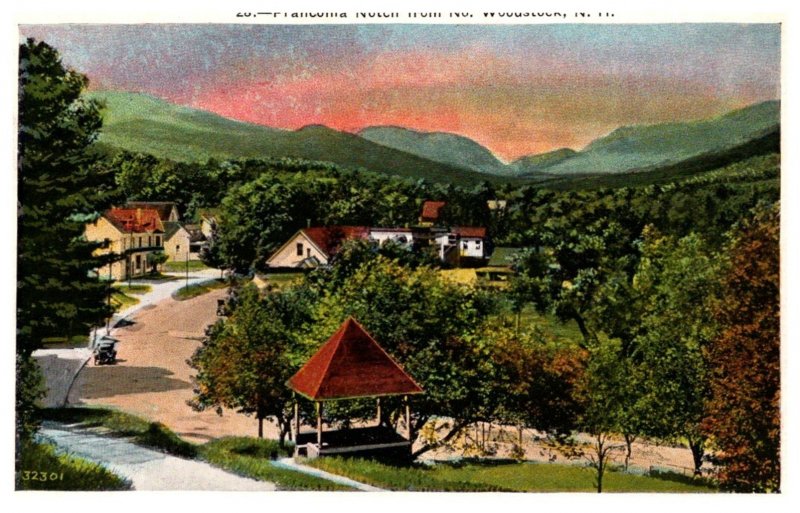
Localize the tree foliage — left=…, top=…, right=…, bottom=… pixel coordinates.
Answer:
left=17, top=38, right=119, bottom=444
left=17, top=38, right=119, bottom=355
left=703, top=203, right=780, bottom=492
left=188, top=284, right=314, bottom=445
left=631, top=228, right=721, bottom=474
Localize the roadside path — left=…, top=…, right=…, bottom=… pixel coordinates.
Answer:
left=273, top=458, right=383, bottom=491
left=38, top=422, right=275, bottom=491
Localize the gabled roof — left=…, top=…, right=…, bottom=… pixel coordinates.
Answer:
left=452, top=226, right=487, bottom=238
left=183, top=223, right=206, bottom=242
left=420, top=200, right=446, bottom=221
left=302, top=226, right=370, bottom=258
left=287, top=317, right=423, bottom=401
left=163, top=221, right=189, bottom=240
left=105, top=208, right=164, bottom=233
left=124, top=201, right=178, bottom=222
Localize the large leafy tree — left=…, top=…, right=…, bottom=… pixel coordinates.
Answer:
left=703, top=203, right=780, bottom=492
left=17, top=39, right=118, bottom=439
left=188, top=284, right=314, bottom=445
left=309, top=256, right=500, bottom=458
left=631, top=228, right=721, bottom=475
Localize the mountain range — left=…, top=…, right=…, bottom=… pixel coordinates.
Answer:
left=88, top=91, right=780, bottom=184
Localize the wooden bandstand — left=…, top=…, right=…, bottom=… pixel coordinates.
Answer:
left=287, top=317, right=423, bottom=459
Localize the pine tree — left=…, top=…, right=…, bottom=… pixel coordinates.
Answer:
left=17, top=39, right=119, bottom=440
left=17, top=38, right=119, bottom=355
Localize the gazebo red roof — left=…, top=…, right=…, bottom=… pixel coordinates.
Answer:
left=287, top=317, right=423, bottom=401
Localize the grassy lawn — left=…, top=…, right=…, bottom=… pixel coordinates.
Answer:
left=41, top=335, right=90, bottom=349
left=493, top=301, right=585, bottom=348
left=199, top=437, right=353, bottom=491
left=173, top=279, right=228, bottom=300
left=257, top=273, right=304, bottom=289
left=163, top=260, right=210, bottom=272
left=305, top=457, right=717, bottom=493
left=114, top=284, right=152, bottom=295
left=111, top=290, right=139, bottom=311
left=40, top=407, right=197, bottom=458
left=16, top=440, right=132, bottom=491
left=134, top=273, right=181, bottom=281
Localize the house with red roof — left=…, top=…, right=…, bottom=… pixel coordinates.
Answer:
left=84, top=207, right=166, bottom=280
left=266, top=226, right=370, bottom=269
left=418, top=200, right=446, bottom=226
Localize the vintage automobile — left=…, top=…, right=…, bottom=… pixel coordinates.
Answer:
left=93, top=337, right=118, bottom=365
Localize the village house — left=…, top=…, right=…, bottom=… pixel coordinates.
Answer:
left=418, top=200, right=446, bottom=226
left=124, top=201, right=180, bottom=223
left=199, top=210, right=219, bottom=239
left=266, top=226, right=370, bottom=269
left=430, top=226, right=488, bottom=266
left=162, top=221, right=191, bottom=262
left=184, top=224, right=206, bottom=259
left=84, top=208, right=165, bottom=281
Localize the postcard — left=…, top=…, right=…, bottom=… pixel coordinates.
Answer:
left=7, top=0, right=794, bottom=509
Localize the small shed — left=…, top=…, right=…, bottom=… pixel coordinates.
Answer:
left=287, top=317, right=423, bottom=459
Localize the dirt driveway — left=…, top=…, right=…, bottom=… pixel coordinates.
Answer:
left=68, top=288, right=277, bottom=443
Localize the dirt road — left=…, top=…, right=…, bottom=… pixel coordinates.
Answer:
left=68, top=288, right=277, bottom=443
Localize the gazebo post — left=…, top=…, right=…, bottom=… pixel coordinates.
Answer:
left=293, top=396, right=299, bottom=441
left=404, top=395, right=411, bottom=441
left=316, top=401, right=323, bottom=449
left=376, top=397, right=381, bottom=427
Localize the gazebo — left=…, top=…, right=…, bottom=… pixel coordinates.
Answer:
left=287, top=317, right=423, bottom=459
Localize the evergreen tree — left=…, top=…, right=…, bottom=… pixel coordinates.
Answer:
left=17, top=39, right=118, bottom=437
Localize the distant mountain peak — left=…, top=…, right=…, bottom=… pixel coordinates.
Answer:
left=359, top=125, right=510, bottom=175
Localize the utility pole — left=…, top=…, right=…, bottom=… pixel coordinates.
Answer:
left=185, top=250, right=189, bottom=289
left=106, top=252, right=113, bottom=334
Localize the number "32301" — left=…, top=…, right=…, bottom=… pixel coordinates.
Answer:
left=19, top=470, right=64, bottom=482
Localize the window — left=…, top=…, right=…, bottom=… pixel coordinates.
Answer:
left=135, top=254, right=142, bottom=269
left=307, top=248, right=312, bottom=257
left=296, top=243, right=304, bottom=256
left=156, top=235, right=161, bottom=246
left=476, top=240, right=482, bottom=248
left=176, top=245, right=180, bottom=253
left=138, top=236, right=143, bottom=248
left=148, top=235, right=152, bottom=246
left=462, top=241, right=468, bottom=250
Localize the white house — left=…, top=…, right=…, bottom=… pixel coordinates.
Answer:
left=452, top=226, right=487, bottom=259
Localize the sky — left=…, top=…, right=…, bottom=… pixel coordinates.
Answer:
left=19, top=23, right=781, bottom=160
